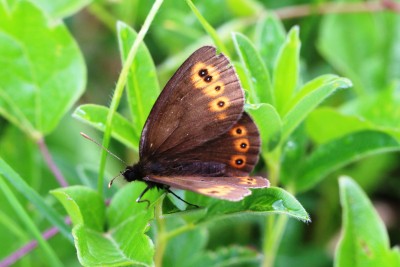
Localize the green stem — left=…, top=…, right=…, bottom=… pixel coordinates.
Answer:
left=263, top=214, right=288, bottom=267
left=97, top=0, right=164, bottom=196
left=154, top=196, right=167, bottom=267
left=262, top=147, right=286, bottom=267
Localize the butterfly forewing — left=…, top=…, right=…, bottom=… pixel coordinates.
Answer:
left=140, top=46, right=244, bottom=160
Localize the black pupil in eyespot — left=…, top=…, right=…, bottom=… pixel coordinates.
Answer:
left=205, top=75, right=212, bottom=82
left=236, top=159, right=243, bottom=165
left=218, top=101, right=224, bottom=107
left=215, top=86, right=221, bottom=91
left=236, top=128, right=242, bottom=134
left=199, top=69, right=208, bottom=77
left=241, top=143, right=246, bottom=148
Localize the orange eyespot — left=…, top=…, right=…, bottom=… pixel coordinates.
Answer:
left=230, top=155, right=246, bottom=168
left=230, top=125, right=247, bottom=137
left=209, top=97, right=229, bottom=112
left=191, top=63, right=220, bottom=89
left=233, top=138, right=249, bottom=152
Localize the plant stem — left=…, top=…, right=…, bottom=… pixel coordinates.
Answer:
left=37, top=137, right=68, bottom=187
left=97, top=0, right=164, bottom=197
left=262, top=214, right=289, bottom=267
left=154, top=196, right=166, bottom=267
left=88, top=3, right=117, bottom=33
left=262, top=148, right=285, bottom=267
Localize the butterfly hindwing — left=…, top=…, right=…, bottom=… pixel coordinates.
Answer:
left=145, top=175, right=269, bottom=201
left=140, top=46, right=244, bottom=160
left=174, top=112, right=260, bottom=176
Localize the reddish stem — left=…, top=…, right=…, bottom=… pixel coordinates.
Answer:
left=37, top=137, right=68, bottom=187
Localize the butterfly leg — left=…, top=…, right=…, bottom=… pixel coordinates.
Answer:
left=165, top=188, right=200, bottom=208
left=136, top=185, right=151, bottom=208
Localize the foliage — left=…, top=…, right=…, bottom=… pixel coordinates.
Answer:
left=0, top=0, right=399, bottom=267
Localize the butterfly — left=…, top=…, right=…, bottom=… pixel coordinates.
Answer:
left=113, top=46, right=269, bottom=204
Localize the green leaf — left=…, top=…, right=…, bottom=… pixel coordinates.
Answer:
left=0, top=175, right=63, bottom=267
left=254, top=13, right=286, bottom=73
left=188, top=187, right=310, bottom=223
left=29, top=0, right=92, bottom=19
left=273, top=26, right=300, bottom=114
left=232, top=32, right=274, bottom=105
left=280, top=125, right=308, bottom=186
left=246, top=103, right=282, bottom=151
left=341, top=86, right=400, bottom=141
left=0, top=1, right=86, bottom=138
left=335, top=177, right=400, bottom=267
left=117, top=22, right=160, bottom=135
left=107, top=182, right=162, bottom=228
left=282, top=75, right=352, bottom=142
left=306, top=107, right=372, bottom=144
left=296, top=131, right=400, bottom=192
left=72, top=104, right=139, bottom=151
left=53, top=183, right=159, bottom=266
left=318, top=9, right=400, bottom=95
left=73, top=211, right=154, bottom=267
left=186, top=0, right=229, bottom=55
left=51, top=186, right=105, bottom=231
left=0, top=157, right=72, bottom=242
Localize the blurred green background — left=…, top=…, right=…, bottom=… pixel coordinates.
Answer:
left=0, top=0, right=399, bottom=266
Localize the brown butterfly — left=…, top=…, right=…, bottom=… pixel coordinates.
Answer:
left=113, top=46, right=269, bottom=205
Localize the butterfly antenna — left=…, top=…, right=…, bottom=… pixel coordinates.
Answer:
left=80, top=132, right=128, bottom=166
left=108, top=172, right=123, bottom=188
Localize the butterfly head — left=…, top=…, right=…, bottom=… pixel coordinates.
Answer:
left=122, top=163, right=144, bottom=182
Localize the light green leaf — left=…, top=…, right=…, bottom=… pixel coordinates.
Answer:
left=187, top=187, right=310, bottom=223
left=246, top=103, right=281, bottom=151
left=51, top=186, right=105, bottom=231
left=117, top=22, right=160, bottom=135
left=282, top=75, right=352, bottom=142
left=335, top=177, right=400, bottom=267
left=73, top=104, right=139, bottom=151
left=296, top=131, right=400, bottom=192
left=186, top=0, right=229, bottom=55
left=273, top=26, right=300, bottom=114
left=0, top=1, right=86, bottom=139
left=0, top=157, right=72, bottom=242
left=254, top=13, right=286, bottom=73
left=306, top=107, right=372, bottom=144
left=233, top=32, right=274, bottom=105
left=53, top=183, right=158, bottom=266
left=73, top=212, right=154, bottom=267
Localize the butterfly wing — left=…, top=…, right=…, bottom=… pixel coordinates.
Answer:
left=145, top=175, right=269, bottom=201
left=140, top=46, right=244, bottom=160
left=178, top=112, right=261, bottom=176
